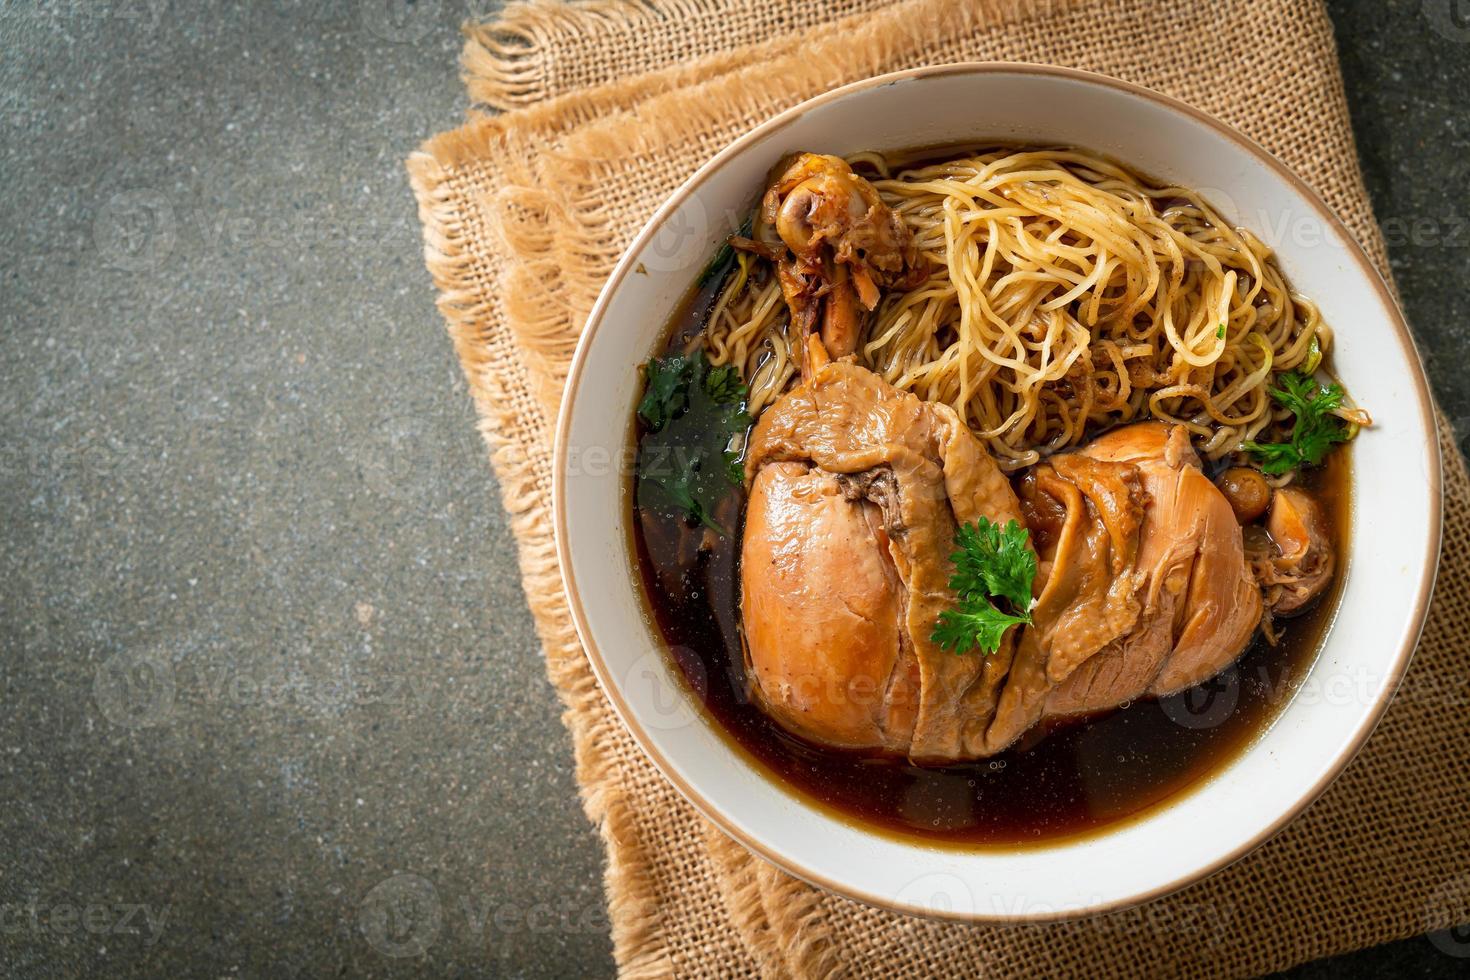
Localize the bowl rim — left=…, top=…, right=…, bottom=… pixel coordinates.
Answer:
left=551, top=61, right=1444, bottom=922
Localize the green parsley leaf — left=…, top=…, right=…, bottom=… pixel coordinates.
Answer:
left=703, top=363, right=746, bottom=404
left=930, top=517, right=1037, bottom=656
left=948, top=518, right=1037, bottom=613
left=637, top=354, right=694, bottom=431
left=1216, top=323, right=1226, bottom=339
left=932, top=604, right=1031, bottom=657
left=1241, top=370, right=1351, bottom=475
left=636, top=351, right=751, bottom=534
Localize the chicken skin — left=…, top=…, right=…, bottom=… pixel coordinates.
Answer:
left=742, top=378, right=1283, bottom=762
left=740, top=361, right=1026, bottom=762
left=734, top=153, right=924, bottom=375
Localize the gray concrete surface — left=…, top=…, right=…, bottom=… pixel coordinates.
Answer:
left=1, top=2, right=608, bottom=977
left=0, top=0, right=1465, bottom=977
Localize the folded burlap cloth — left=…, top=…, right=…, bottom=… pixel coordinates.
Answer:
left=408, top=0, right=1470, bottom=975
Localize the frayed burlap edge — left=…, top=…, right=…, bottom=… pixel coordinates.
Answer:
left=411, top=5, right=1093, bottom=972
left=411, top=0, right=1470, bottom=975
left=460, top=0, right=902, bottom=110
left=429, top=7, right=902, bottom=423
left=491, top=0, right=1089, bottom=423
left=409, top=132, right=678, bottom=977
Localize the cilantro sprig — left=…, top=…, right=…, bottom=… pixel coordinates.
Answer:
left=636, top=351, right=751, bottom=534
left=931, top=518, right=1038, bottom=656
left=1241, top=370, right=1352, bottom=476
left=636, top=355, right=693, bottom=431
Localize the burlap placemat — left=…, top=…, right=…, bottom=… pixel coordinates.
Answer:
left=408, top=0, right=1470, bottom=975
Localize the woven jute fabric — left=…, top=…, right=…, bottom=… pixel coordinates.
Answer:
left=408, top=0, right=1470, bottom=975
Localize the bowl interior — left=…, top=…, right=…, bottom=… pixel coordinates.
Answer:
left=556, top=66, right=1439, bottom=920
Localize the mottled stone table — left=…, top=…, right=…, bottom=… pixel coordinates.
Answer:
left=0, top=1, right=1464, bottom=976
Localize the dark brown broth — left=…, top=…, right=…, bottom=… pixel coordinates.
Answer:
left=629, top=151, right=1351, bottom=847
left=633, top=458, right=1345, bottom=848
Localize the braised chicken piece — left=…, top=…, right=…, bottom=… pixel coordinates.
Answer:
left=987, top=423, right=1263, bottom=749
left=743, top=391, right=1276, bottom=762
left=1072, top=423, right=1264, bottom=696
left=986, top=452, right=1151, bottom=748
left=741, top=461, right=917, bottom=752
left=733, top=153, right=1345, bottom=766
left=734, top=153, right=924, bottom=374
left=741, top=361, right=1026, bottom=762
left=1249, top=487, right=1336, bottom=617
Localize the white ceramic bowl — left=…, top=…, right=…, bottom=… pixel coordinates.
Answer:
left=554, top=64, right=1442, bottom=921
